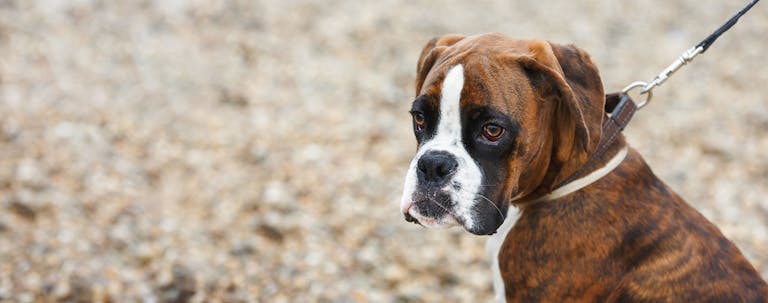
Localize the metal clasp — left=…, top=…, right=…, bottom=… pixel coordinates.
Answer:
left=622, top=45, right=704, bottom=110
left=622, top=81, right=653, bottom=109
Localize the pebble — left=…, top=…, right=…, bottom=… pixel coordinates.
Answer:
left=15, top=159, right=47, bottom=190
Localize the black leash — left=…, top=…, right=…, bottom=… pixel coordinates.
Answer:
left=622, top=0, right=761, bottom=108
left=697, top=0, right=760, bottom=52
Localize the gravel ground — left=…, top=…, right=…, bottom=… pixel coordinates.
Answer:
left=0, top=0, right=766, bottom=302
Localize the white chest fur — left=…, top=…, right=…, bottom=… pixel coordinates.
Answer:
left=486, top=206, right=521, bottom=303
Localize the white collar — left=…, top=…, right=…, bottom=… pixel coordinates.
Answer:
left=535, top=146, right=629, bottom=202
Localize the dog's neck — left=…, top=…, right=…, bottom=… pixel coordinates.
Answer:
left=536, top=146, right=628, bottom=202
left=514, top=135, right=629, bottom=208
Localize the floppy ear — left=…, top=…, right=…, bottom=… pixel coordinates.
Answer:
left=517, top=40, right=605, bottom=187
left=415, top=34, right=465, bottom=95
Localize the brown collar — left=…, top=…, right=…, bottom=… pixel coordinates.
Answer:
left=515, top=93, right=638, bottom=207
left=553, top=92, right=638, bottom=189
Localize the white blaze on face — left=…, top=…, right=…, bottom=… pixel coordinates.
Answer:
left=400, top=64, right=484, bottom=230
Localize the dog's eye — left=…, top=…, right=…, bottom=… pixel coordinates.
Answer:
left=482, top=123, right=504, bottom=141
left=412, top=112, right=426, bottom=131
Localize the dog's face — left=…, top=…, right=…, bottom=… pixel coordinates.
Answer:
left=400, top=33, right=605, bottom=235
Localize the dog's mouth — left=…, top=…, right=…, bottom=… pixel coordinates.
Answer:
left=402, top=190, right=464, bottom=229
left=402, top=191, right=507, bottom=236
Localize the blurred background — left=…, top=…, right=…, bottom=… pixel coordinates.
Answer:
left=0, top=0, right=766, bottom=302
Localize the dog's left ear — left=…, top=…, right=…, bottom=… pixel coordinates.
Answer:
left=517, top=40, right=605, bottom=187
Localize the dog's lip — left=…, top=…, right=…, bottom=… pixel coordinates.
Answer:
left=401, top=199, right=414, bottom=215
left=409, top=208, right=445, bottom=226
left=403, top=206, right=419, bottom=224
left=403, top=200, right=460, bottom=227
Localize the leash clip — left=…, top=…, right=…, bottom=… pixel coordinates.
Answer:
left=643, top=45, right=704, bottom=93
left=622, top=45, right=703, bottom=110
left=621, top=81, right=652, bottom=109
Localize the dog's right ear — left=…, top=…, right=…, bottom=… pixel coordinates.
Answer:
left=415, top=34, right=465, bottom=96
left=514, top=40, right=605, bottom=190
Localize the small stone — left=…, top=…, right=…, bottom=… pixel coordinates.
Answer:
left=15, top=158, right=48, bottom=190
left=1, top=120, right=20, bottom=141
left=243, top=143, right=269, bottom=164
left=156, top=264, right=197, bottom=303
left=261, top=181, right=296, bottom=207
left=255, top=224, right=284, bottom=244
left=230, top=243, right=256, bottom=257
left=218, top=88, right=249, bottom=107
left=66, top=275, right=92, bottom=303
left=293, top=144, right=328, bottom=165
left=8, top=198, right=36, bottom=221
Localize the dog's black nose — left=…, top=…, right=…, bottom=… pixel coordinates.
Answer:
left=417, top=151, right=458, bottom=185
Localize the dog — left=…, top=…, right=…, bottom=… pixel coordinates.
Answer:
left=399, top=33, right=768, bottom=302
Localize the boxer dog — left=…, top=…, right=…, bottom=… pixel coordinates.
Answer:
left=399, top=33, right=767, bottom=302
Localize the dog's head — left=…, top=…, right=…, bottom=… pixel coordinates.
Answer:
left=400, top=33, right=605, bottom=235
